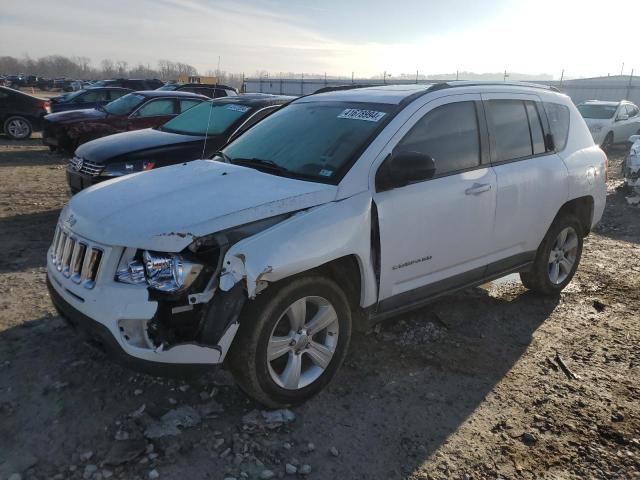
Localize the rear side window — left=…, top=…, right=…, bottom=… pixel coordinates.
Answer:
left=396, top=101, right=480, bottom=176
left=543, top=102, right=570, bottom=152
left=487, top=100, right=532, bottom=162
left=109, top=90, right=128, bottom=101
left=80, top=90, right=109, bottom=102
left=179, top=99, right=201, bottom=113
left=625, top=104, right=639, bottom=118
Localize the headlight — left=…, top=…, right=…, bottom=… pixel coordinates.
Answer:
left=143, top=251, right=202, bottom=292
left=116, top=250, right=202, bottom=293
left=104, top=160, right=156, bottom=177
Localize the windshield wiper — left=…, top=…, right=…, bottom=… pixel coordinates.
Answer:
left=231, top=157, right=291, bottom=176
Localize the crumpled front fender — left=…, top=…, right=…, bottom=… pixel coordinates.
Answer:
left=218, top=191, right=378, bottom=308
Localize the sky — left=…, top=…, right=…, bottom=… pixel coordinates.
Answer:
left=0, top=0, right=637, bottom=79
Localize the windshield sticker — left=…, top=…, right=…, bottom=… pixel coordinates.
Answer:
left=319, top=169, right=333, bottom=177
left=225, top=104, right=250, bottom=113
left=338, top=108, right=386, bottom=122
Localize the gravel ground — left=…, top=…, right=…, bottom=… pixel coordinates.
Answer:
left=0, top=135, right=639, bottom=480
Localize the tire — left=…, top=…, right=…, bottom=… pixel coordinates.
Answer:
left=4, top=116, right=32, bottom=140
left=227, top=275, right=352, bottom=408
left=520, top=215, right=583, bottom=295
left=601, top=131, right=614, bottom=152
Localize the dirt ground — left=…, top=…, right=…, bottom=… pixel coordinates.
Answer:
left=0, top=133, right=639, bottom=480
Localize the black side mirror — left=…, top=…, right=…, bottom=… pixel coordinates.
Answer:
left=376, top=150, right=436, bottom=191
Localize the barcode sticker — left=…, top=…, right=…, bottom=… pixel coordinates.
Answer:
left=225, top=104, right=250, bottom=113
left=337, top=109, right=386, bottom=122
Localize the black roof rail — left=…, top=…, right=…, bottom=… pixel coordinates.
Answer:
left=429, top=80, right=560, bottom=93
left=312, top=83, right=382, bottom=94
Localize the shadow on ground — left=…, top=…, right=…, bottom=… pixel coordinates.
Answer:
left=0, top=284, right=559, bottom=479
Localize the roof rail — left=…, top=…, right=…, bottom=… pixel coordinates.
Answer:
left=429, top=80, right=560, bottom=93
left=312, top=83, right=382, bottom=95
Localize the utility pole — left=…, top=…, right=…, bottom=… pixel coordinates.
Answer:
left=620, top=62, right=625, bottom=76
left=456, top=70, right=459, bottom=81
left=383, top=70, right=386, bottom=85
left=626, top=69, right=634, bottom=100
left=559, top=69, right=564, bottom=89
left=351, top=71, right=354, bottom=84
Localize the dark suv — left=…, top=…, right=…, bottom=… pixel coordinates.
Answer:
left=49, top=87, right=132, bottom=113
left=93, top=79, right=164, bottom=90
left=42, top=90, right=207, bottom=153
left=0, top=86, right=51, bottom=139
left=157, top=83, right=238, bottom=98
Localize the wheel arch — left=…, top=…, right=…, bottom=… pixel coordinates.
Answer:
left=553, top=195, right=594, bottom=236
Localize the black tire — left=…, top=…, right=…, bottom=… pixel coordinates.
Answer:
left=4, top=116, right=33, bottom=140
left=227, top=275, right=352, bottom=408
left=520, top=215, right=583, bottom=295
left=601, top=131, right=614, bottom=152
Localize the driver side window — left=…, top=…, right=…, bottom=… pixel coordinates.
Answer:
left=396, top=101, right=481, bottom=177
left=134, top=99, right=175, bottom=117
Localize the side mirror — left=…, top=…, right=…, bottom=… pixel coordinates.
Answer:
left=616, top=113, right=629, bottom=122
left=376, top=150, right=436, bottom=191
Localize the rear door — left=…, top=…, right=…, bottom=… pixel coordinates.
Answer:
left=374, top=94, right=497, bottom=307
left=127, top=98, right=178, bottom=130
left=621, top=104, right=640, bottom=140
left=482, top=93, right=569, bottom=272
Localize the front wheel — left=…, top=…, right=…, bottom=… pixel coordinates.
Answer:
left=520, top=215, right=583, bottom=295
left=227, top=275, right=352, bottom=407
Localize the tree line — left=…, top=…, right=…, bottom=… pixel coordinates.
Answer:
left=0, top=55, right=242, bottom=87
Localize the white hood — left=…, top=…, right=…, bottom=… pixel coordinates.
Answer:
left=65, top=160, right=338, bottom=251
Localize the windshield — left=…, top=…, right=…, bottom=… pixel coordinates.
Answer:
left=222, top=101, right=394, bottom=182
left=104, top=93, right=145, bottom=115
left=160, top=101, right=252, bottom=135
left=577, top=104, right=617, bottom=119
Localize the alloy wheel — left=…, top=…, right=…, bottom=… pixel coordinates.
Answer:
left=7, top=118, right=30, bottom=139
left=267, top=296, right=339, bottom=390
left=548, top=226, right=579, bottom=284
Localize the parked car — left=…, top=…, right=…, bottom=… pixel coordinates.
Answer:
left=157, top=83, right=238, bottom=98
left=577, top=100, right=640, bottom=150
left=42, top=90, right=208, bottom=153
left=624, top=134, right=640, bottom=194
left=36, top=77, right=55, bottom=90
left=93, top=78, right=164, bottom=90
left=50, top=87, right=132, bottom=113
left=46, top=81, right=606, bottom=407
left=66, top=94, right=292, bottom=193
left=0, top=86, right=51, bottom=139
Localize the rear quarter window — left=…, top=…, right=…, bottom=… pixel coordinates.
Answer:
left=544, top=102, right=570, bottom=151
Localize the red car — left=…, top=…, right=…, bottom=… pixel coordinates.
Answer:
left=42, top=90, right=207, bottom=153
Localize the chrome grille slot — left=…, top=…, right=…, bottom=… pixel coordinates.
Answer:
left=68, top=156, right=104, bottom=177
left=50, top=224, right=104, bottom=289
left=61, top=237, right=76, bottom=276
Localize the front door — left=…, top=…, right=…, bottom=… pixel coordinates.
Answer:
left=127, top=98, right=178, bottom=130
left=373, top=95, right=497, bottom=310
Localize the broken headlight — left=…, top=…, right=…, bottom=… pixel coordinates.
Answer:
left=116, top=250, right=202, bottom=293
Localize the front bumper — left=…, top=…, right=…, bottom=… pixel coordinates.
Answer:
left=46, top=235, right=231, bottom=377
left=66, top=168, right=107, bottom=193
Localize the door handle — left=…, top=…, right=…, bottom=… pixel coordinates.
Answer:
left=465, top=183, right=492, bottom=195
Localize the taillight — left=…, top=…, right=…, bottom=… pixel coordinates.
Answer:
left=143, top=161, right=155, bottom=171
left=40, top=101, right=51, bottom=114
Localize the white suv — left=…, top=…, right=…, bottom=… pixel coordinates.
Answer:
left=47, top=82, right=607, bottom=407
left=577, top=100, right=640, bottom=150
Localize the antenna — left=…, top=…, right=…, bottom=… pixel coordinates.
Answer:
left=200, top=55, right=222, bottom=160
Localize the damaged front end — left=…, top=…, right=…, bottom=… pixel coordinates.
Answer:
left=112, top=215, right=292, bottom=367
left=624, top=135, right=640, bottom=195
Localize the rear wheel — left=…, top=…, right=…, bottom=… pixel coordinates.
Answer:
left=227, top=275, right=352, bottom=407
left=4, top=116, right=32, bottom=139
left=520, top=215, right=583, bottom=295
